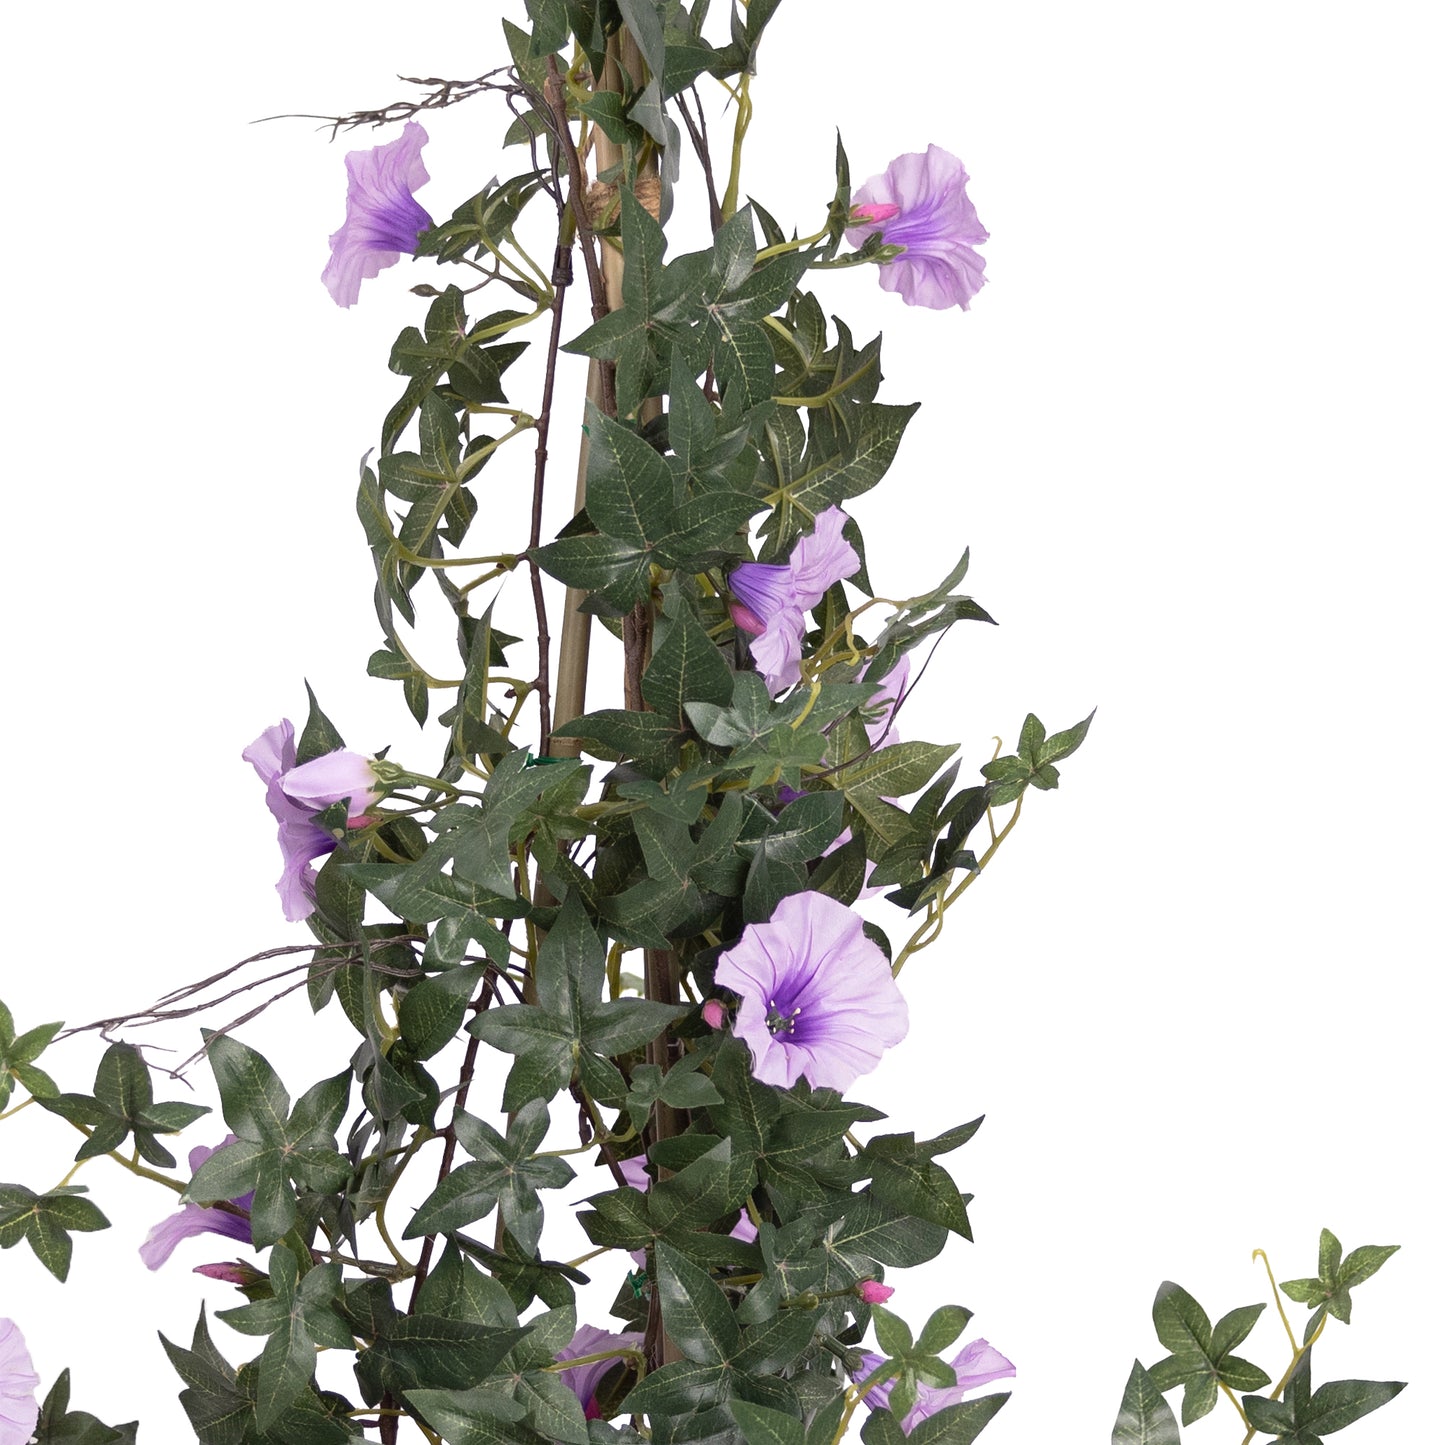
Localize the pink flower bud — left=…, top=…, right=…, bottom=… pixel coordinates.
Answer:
left=701, top=999, right=729, bottom=1030
left=729, top=599, right=767, bottom=637
left=193, top=1261, right=260, bottom=1286
left=850, top=202, right=901, bottom=225
left=857, top=1280, right=895, bottom=1304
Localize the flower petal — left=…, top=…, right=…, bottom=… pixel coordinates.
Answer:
left=321, top=122, right=435, bottom=307
left=279, top=749, right=379, bottom=816
left=716, top=892, right=907, bottom=1092
left=847, top=145, right=988, bottom=312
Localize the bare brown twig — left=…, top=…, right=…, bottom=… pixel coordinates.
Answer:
left=254, top=68, right=522, bottom=139
left=58, top=938, right=425, bottom=1078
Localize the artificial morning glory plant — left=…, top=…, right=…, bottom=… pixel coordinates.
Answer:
left=0, top=5, right=1406, bottom=1444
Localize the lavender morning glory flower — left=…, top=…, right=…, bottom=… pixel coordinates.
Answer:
left=555, top=1323, right=644, bottom=1420
left=243, top=719, right=380, bottom=922
left=728, top=507, right=861, bottom=692
left=0, top=1319, right=39, bottom=1445
left=714, top=891, right=907, bottom=1091
left=321, top=121, right=434, bottom=308
left=139, top=1137, right=254, bottom=1269
left=845, top=145, right=989, bottom=311
left=855, top=1338, right=1015, bottom=1433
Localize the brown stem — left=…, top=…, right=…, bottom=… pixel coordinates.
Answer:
left=675, top=88, right=722, bottom=233
left=405, top=978, right=494, bottom=1313
left=527, top=238, right=574, bottom=755
left=622, top=600, right=651, bottom=712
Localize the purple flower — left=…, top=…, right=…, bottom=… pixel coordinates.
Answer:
left=728, top=508, right=861, bottom=692
left=321, top=122, right=434, bottom=308
left=555, top=1324, right=644, bottom=1420
left=855, top=1338, right=1015, bottom=1433
left=0, top=1319, right=39, bottom=1445
left=243, top=719, right=380, bottom=922
left=845, top=145, right=988, bottom=311
left=713, top=892, right=908, bottom=1091
left=139, top=1138, right=254, bottom=1269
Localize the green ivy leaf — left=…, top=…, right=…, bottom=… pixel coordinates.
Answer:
left=470, top=895, right=682, bottom=1109
left=729, top=1400, right=805, bottom=1445
left=1112, top=1360, right=1181, bottom=1445
left=1241, top=1347, right=1405, bottom=1442
left=0, top=1183, right=108, bottom=1281
left=34, top=1367, right=138, bottom=1444
left=905, top=1395, right=1009, bottom=1445
left=37, top=1042, right=209, bottom=1168
left=0, top=1000, right=62, bottom=1111
left=1279, top=1228, right=1400, bottom=1326
left=161, top=1308, right=354, bottom=1445
left=1147, top=1283, right=1270, bottom=1425
left=404, top=1099, right=574, bottom=1255
left=185, top=1036, right=351, bottom=1246
left=217, top=1245, right=351, bottom=1429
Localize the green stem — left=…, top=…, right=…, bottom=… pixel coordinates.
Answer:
left=775, top=357, right=879, bottom=409
left=719, top=72, right=753, bottom=221
left=755, top=220, right=831, bottom=262
left=1239, top=1307, right=1328, bottom=1444
left=891, top=793, right=1025, bottom=978
left=562, top=1243, right=614, bottom=1270
left=1253, top=1248, right=1300, bottom=1355
left=391, top=546, right=521, bottom=571
left=541, top=1345, right=647, bottom=1377
left=830, top=1383, right=868, bottom=1445
left=1222, top=1382, right=1249, bottom=1427
left=64, top=1121, right=186, bottom=1193
left=372, top=1128, right=436, bottom=1274
left=0, top=1096, right=35, bottom=1122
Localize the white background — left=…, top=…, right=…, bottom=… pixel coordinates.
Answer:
left=0, top=2, right=1439, bottom=1440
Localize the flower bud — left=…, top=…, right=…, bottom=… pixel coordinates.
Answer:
left=193, top=1260, right=266, bottom=1287
left=701, top=999, right=728, bottom=1030
left=850, top=201, right=901, bottom=225
left=857, top=1280, right=895, bottom=1304
left=728, top=599, right=767, bottom=637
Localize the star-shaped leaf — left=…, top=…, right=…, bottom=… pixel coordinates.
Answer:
left=0, top=999, right=62, bottom=1110
left=403, top=1098, right=574, bottom=1255
left=1147, top=1282, right=1270, bottom=1424
left=980, top=711, right=1095, bottom=805
left=217, top=1245, right=354, bottom=1429
left=38, top=1042, right=209, bottom=1168
left=0, top=1183, right=108, bottom=1281
left=161, top=1308, right=356, bottom=1445
left=1279, top=1228, right=1400, bottom=1327
left=622, top=1060, right=724, bottom=1133
left=1241, top=1347, right=1405, bottom=1443
left=490, top=1302, right=593, bottom=1444
left=469, top=894, right=682, bottom=1110
left=185, top=1035, right=351, bottom=1246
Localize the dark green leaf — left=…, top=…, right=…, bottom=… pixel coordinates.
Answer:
left=729, top=1400, right=804, bottom=1445
left=1113, top=1361, right=1180, bottom=1445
